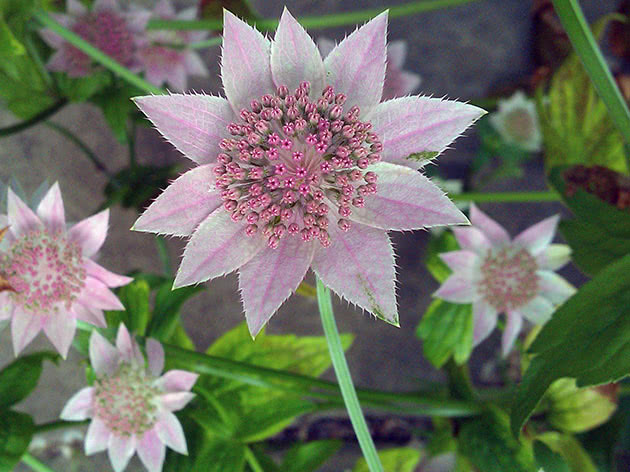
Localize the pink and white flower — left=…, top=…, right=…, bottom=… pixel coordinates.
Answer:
left=132, top=9, right=484, bottom=336
left=0, top=183, right=131, bottom=357
left=434, top=204, right=575, bottom=355
left=489, top=91, right=542, bottom=152
left=318, top=38, right=421, bottom=100
left=39, top=0, right=150, bottom=77
left=137, top=0, right=209, bottom=91
left=61, top=324, right=198, bottom=472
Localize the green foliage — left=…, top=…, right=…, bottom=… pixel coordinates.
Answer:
left=535, top=432, right=597, bottom=472
left=106, top=279, right=151, bottom=335
left=0, top=410, right=34, bottom=472
left=279, top=440, right=342, bottom=472
left=534, top=441, right=571, bottom=472
left=104, top=164, right=178, bottom=211
left=511, top=253, right=630, bottom=436
left=416, top=299, right=473, bottom=368
left=55, top=70, right=112, bottom=102
left=548, top=166, right=630, bottom=275
left=91, top=83, right=140, bottom=142
left=353, top=447, right=423, bottom=472
left=458, top=407, right=537, bottom=472
left=425, top=230, right=459, bottom=283
left=0, top=351, right=58, bottom=408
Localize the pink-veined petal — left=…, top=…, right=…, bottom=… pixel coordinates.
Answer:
left=11, top=308, right=43, bottom=355
left=367, top=96, right=485, bottom=169
left=221, top=10, right=274, bottom=113
left=67, top=0, right=87, bottom=15
left=116, top=323, right=144, bottom=365
left=146, top=338, right=165, bottom=376
left=166, top=65, right=188, bottom=92
left=348, top=162, right=468, bottom=230
left=108, top=434, right=136, bottom=472
left=384, top=70, right=422, bottom=100
left=125, top=10, right=151, bottom=34
left=79, top=277, right=125, bottom=311
left=472, top=300, right=498, bottom=346
left=271, top=8, right=326, bottom=97
left=238, top=236, right=315, bottom=337
left=0, top=294, right=13, bottom=321
left=133, top=165, right=222, bottom=237
left=155, top=411, right=187, bottom=454
left=439, top=250, right=479, bottom=275
left=537, top=270, right=576, bottom=305
left=84, top=259, right=132, bottom=288
left=536, top=244, right=572, bottom=271
left=434, top=275, right=476, bottom=304
left=8, top=189, right=42, bottom=237
left=316, top=37, right=335, bottom=58
left=160, top=392, right=195, bottom=412
left=174, top=209, right=266, bottom=288
left=85, top=418, right=111, bottom=455
left=324, top=11, right=388, bottom=115
left=72, top=301, right=106, bottom=327
left=469, top=204, right=510, bottom=245
left=43, top=312, right=76, bottom=358
left=184, top=51, right=209, bottom=77
left=133, top=94, right=234, bottom=165
left=514, top=215, right=560, bottom=255
left=156, top=370, right=199, bottom=393
left=38, top=28, right=65, bottom=49
left=60, top=386, right=94, bottom=421
left=519, top=295, right=555, bottom=324
left=36, top=182, right=65, bottom=233
left=452, top=226, right=491, bottom=253
left=502, top=310, right=523, bottom=356
left=90, top=330, right=119, bottom=376
left=68, top=209, right=109, bottom=258
left=137, top=428, right=166, bottom=472
left=312, top=221, right=398, bottom=325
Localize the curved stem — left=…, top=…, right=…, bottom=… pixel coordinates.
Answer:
left=147, top=0, right=483, bottom=31
left=244, top=446, right=264, bottom=472
left=44, top=122, right=110, bottom=175
left=21, top=453, right=57, bottom=472
left=451, top=190, right=561, bottom=203
left=190, top=37, right=222, bottom=49
left=0, top=100, right=67, bottom=137
left=316, top=277, right=383, bottom=472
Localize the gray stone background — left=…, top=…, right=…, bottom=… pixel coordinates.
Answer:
left=0, top=0, right=619, bottom=470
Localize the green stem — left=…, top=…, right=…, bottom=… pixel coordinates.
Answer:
left=147, top=0, right=483, bottom=31
left=451, top=191, right=561, bottom=203
left=34, top=419, right=87, bottom=434
left=443, top=360, right=476, bottom=401
left=44, top=121, right=110, bottom=175
left=0, top=100, right=67, bottom=137
left=244, top=446, right=264, bottom=472
left=155, top=237, right=172, bottom=276
left=316, top=277, right=383, bottom=472
left=190, top=37, right=223, bottom=49
left=33, top=11, right=164, bottom=95
left=551, top=0, right=630, bottom=144
left=21, top=453, right=57, bottom=472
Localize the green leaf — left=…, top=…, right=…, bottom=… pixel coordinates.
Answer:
left=536, top=432, right=597, bottom=472
left=55, top=70, right=112, bottom=102
left=147, top=282, right=204, bottom=341
left=353, top=447, right=423, bottom=472
left=91, top=83, right=139, bottom=142
left=534, top=441, right=571, bottom=472
left=103, top=164, right=178, bottom=211
left=279, top=440, right=342, bottom=472
left=511, top=253, right=630, bottom=436
left=406, top=150, right=439, bottom=162
left=548, top=166, right=630, bottom=275
left=425, top=230, right=459, bottom=283
left=0, top=351, right=58, bottom=408
left=416, top=299, right=473, bottom=368
left=0, top=410, right=34, bottom=472
left=113, top=279, right=151, bottom=336
left=459, top=408, right=536, bottom=472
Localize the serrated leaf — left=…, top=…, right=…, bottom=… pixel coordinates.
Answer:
left=279, top=440, right=342, bottom=472
left=416, top=299, right=473, bottom=368
left=0, top=351, right=58, bottom=408
left=536, top=432, right=597, bottom=472
left=459, top=407, right=536, bottom=472
left=0, top=410, right=34, bottom=472
left=353, top=447, right=423, bottom=472
left=511, top=253, right=630, bottom=436
left=425, top=231, right=459, bottom=283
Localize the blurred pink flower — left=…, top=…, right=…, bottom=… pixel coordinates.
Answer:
left=0, top=183, right=131, bottom=357
left=39, top=0, right=150, bottom=77
left=318, top=38, right=421, bottom=100
left=434, top=204, right=575, bottom=355
left=61, top=324, right=198, bottom=472
left=137, top=0, right=209, bottom=91
left=132, top=9, right=484, bottom=336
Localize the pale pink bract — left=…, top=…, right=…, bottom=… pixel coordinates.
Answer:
left=60, top=324, right=198, bottom=472
left=434, top=204, right=576, bottom=355
left=0, top=183, right=131, bottom=358
left=132, top=8, right=485, bottom=336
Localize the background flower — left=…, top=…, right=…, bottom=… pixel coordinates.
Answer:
left=489, top=90, right=542, bottom=152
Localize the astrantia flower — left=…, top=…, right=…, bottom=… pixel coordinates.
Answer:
left=61, top=324, right=198, bottom=472
left=319, top=38, right=421, bottom=100
left=132, top=9, right=484, bottom=336
left=0, top=184, right=131, bottom=357
left=434, top=204, right=575, bottom=355
left=489, top=91, right=542, bottom=152
left=137, top=0, right=209, bottom=91
left=39, top=0, right=150, bottom=77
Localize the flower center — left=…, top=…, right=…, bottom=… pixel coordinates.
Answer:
left=478, top=246, right=538, bottom=312
left=212, top=82, right=382, bottom=249
left=504, top=109, right=535, bottom=142
left=68, top=9, right=135, bottom=70
left=92, top=363, right=160, bottom=436
left=1, top=229, right=85, bottom=313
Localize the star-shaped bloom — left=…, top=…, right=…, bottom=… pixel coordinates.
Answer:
left=39, top=0, right=150, bottom=77
left=318, top=37, right=421, bottom=100
left=0, top=184, right=131, bottom=357
left=61, top=324, right=198, bottom=472
left=137, top=0, right=209, bottom=91
left=489, top=90, right=542, bottom=152
left=434, top=204, right=576, bottom=355
left=132, top=9, right=484, bottom=336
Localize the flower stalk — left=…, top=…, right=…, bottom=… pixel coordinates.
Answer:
left=21, top=453, right=58, bottom=472
left=450, top=190, right=561, bottom=203
left=0, top=100, right=67, bottom=137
